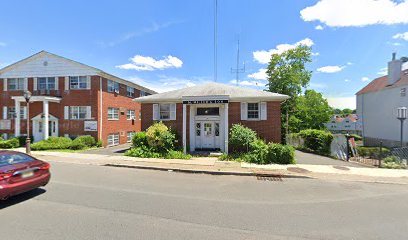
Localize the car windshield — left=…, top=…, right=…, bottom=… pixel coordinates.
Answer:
left=0, top=153, right=34, bottom=167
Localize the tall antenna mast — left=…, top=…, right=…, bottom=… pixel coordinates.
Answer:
left=231, top=37, right=245, bottom=86
left=214, top=0, right=218, bottom=82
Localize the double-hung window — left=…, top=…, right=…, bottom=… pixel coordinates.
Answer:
left=70, top=76, right=88, bottom=89
left=38, top=77, right=56, bottom=90
left=8, top=78, right=25, bottom=90
left=159, top=104, right=171, bottom=120
left=247, top=103, right=260, bottom=120
left=7, top=107, right=26, bottom=119
left=108, top=134, right=120, bottom=146
left=70, top=106, right=87, bottom=119
left=108, top=108, right=119, bottom=120
left=108, top=80, right=119, bottom=93
left=127, top=132, right=135, bottom=142
left=126, top=86, right=134, bottom=97
left=127, top=110, right=135, bottom=120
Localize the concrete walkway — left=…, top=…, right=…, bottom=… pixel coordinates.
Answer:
left=12, top=148, right=408, bottom=184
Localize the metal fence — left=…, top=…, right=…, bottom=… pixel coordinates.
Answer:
left=391, top=147, right=408, bottom=165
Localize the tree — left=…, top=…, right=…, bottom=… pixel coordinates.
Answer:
left=266, top=45, right=312, bottom=141
left=342, top=108, right=353, bottom=115
left=333, top=108, right=342, bottom=114
left=289, top=90, right=332, bottom=133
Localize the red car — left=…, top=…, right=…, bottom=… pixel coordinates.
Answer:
left=0, top=150, right=50, bottom=200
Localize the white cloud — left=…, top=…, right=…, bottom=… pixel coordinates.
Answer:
left=315, top=25, right=324, bottom=30
left=229, top=79, right=266, bottom=87
left=253, top=38, right=314, bottom=64
left=129, top=75, right=210, bottom=93
left=0, top=42, right=6, bottom=47
left=361, top=77, right=370, bottom=82
left=247, top=68, right=268, bottom=80
left=317, top=65, right=345, bottom=73
left=393, top=32, right=408, bottom=41
left=327, top=96, right=356, bottom=109
left=344, top=79, right=351, bottom=82
left=300, top=0, right=408, bottom=27
left=116, top=55, right=183, bottom=71
left=378, top=67, right=387, bottom=75
left=311, top=52, right=320, bottom=56
left=347, top=62, right=353, bottom=65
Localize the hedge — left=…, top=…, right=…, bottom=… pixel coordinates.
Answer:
left=229, top=124, right=257, bottom=152
left=31, top=137, right=73, bottom=150
left=356, top=146, right=390, bottom=159
left=0, top=138, right=20, bottom=149
left=72, top=135, right=96, bottom=147
left=297, top=129, right=333, bottom=156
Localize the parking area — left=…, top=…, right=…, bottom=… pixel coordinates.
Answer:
left=295, top=150, right=366, bottom=167
left=82, top=143, right=131, bottom=156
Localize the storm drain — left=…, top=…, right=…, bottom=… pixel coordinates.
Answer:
left=256, top=176, right=283, bottom=182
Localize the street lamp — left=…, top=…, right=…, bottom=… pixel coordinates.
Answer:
left=23, top=91, right=32, bottom=154
left=397, top=107, right=407, bottom=147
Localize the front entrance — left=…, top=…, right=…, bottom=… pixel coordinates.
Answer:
left=195, top=121, right=220, bottom=150
left=32, top=114, right=59, bottom=142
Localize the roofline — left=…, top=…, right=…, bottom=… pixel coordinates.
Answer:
left=0, top=50, right=157, bottom=95
left=134, top=95, right=289, bottom=103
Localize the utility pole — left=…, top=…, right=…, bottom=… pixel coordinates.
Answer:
left=230, top=38, right=245, bottom=86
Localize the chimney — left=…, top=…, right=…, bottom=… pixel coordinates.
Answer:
left=388, top=52, right=402, bottom=85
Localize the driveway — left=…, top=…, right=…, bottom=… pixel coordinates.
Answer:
left=82, top=143, right=131, bottom=156
left=295, top=150, right=365, bottom=167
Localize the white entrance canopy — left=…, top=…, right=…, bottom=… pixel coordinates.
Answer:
left=11, top=95, right=62, bottom=139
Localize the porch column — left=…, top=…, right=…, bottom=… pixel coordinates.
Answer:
left=43, top=100, right=49, bottom=140
left=224, top=103, right=229, bottom=154
left=182, top=104, right=187, bottom=154
left=14, top=99, right=21, bottom=137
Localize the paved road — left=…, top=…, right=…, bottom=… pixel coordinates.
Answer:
left=295, top=150, right=364, bottom=167
left=82, top=143, right=131, bottom=155
left=1, top=162, right=407, bottom=240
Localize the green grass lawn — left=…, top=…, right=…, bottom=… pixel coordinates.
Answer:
left=42, top=147, right=98, bottom=153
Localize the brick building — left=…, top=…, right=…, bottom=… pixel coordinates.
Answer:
left=0, top=51, right=155, bottom=146
left=134, top=82, right=289, bottom=153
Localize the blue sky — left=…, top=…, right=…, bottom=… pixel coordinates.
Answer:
left=1, top=0, right=408, bottom=109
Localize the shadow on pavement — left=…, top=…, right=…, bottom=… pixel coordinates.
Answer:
left=0, top=188, right=46, bottom=210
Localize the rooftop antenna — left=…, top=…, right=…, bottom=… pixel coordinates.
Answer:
left=231, top=37, right=245, bottom=86
left=214, top=0, right=218, bottom=82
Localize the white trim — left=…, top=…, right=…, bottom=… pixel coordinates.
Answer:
left=224, top=103, right=229, bottom=154
left=2, top=106, right=7, bottom=119
left=182, top=104, right=187, bottom=153
left=11, top=95, right=62, bottom=103
left=3, top=78, right=7, bottom=91
left=170, top=103, right=176, bottom=120
left=260, top=102, right=267, bottom=120
left=55, top=76, right=59, bottom=90
left=64, top=76, right=69, bottom=90
left=64, top=106, right=69, bottom=120
left=86, top=106, right=92, bottom=119
left=240, top=102, right=247, bottom=120
left=86, top=76, right=91, bottom=89
left=33, top=77, right=37, bottom=91
left=153, top=104, right=159, bottom=120
left=24, top=78, right=28, bottom=91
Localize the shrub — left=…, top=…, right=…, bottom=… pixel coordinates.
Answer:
left=357, top=147, right=390, bottom=159
left=69, top=142, right=87, bottom=150
left=73, top=135, right=96, bottom=147
left=229, top=124, right=257, bottom=152
left=244, top=139, right=269, bottom=164
left=96, top=140, right=103, bottom=148
left=266, top=143, right=296, bottom=164
left=381, top=156, right=406, bottom=169
left=164, top=150, right=192, bottom=160
left=146, top=122, right=175, bottom=153
left=0, top=138, right=20, bottom=149
left=298, top=129, right=333, bottom=155
left=31, top=137, right=73, bottom=150
left=132, top=132, right=148, bottom=148
left=124, top=146, right=162, bottom=158
left=0, top=136, right=3, bottom=141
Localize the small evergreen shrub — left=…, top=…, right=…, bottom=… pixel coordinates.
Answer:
left=266, top=143, right=296, bottom=164
left=73, top=135, right=96, bottom=147
left=146, top=122, right=175, bottom=153
left=69, top=142, right=87, bottom=150
left=132, top=132, right=148, bottom=148
left=381, top=156, right=406, bottom=169
left=244, top=139, right=269, bottom=164
left=96, top=140, right=103, bottom=148
left=229, top=124, right=257, bottom=152
left=0, top=138, right=20, bottom=149
left=124, top=146, right=162, bottom=158
left=298, top=129, right=333, bottom=155
left=357, top=147, right=390, bottom=159
left=31, top=137, right=73, bottom=150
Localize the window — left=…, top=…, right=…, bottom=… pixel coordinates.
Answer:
left=127, top=132, right=135, bottom=142
left=70, top=76, right=88, bottom=89
left=8, top=78, right=25, bottom=90
left=127, top=110, right=135, bottom=120
left=401, top=88, right=406, bottom=97
left=159, top=104, right=171, bottom=120
left=108, top=80, right=119, bottom=93
left=197, top=107, right=219, bottom=116
left=215, top=122, right=220, bottom=136
left=108, top=108, right=119, bottom=120
left=196, top=123, right=201, bottom=136
left=7, top=107, right=25, bottom=119
left=140, top=90, right=146, bottom=97
left=108, top=134, right=120, bottom=146
left=0, top=153, right=35, bottom=167
left=38, top=77, right=56, bottom=90
left=247, top=103, right=259, bottom=119
left=70, top=106, right=88, bottom=119
left=126, top=86, right=134, bottom=97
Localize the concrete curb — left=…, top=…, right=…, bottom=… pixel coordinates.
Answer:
left=103, top=163, right=312, bottom=179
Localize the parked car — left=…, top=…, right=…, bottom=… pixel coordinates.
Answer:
left=0, top=150, right=50, bottom=200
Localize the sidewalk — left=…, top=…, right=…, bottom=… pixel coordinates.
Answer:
left=15, top=148, right=408, bottom=184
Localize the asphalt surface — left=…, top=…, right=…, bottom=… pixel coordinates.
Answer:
left=82, top=143, right=131, bottom=155
left=295, top=150, right=364, bottom=167
left=1, top=162, right=407, bottom=240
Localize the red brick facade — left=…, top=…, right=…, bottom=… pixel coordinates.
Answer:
left=0, top=76, right=148, bottom=146
left=141, top=102, right=282, bottom=149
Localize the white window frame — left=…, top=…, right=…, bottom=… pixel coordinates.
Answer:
left=108, top=107, right=119, bottom=120
left=127, top=131, right=135, bottom=143
left=247, top=102, right=260, bottom=120
left=127, top=110, right=135, bottom=120
left=7, top=107, right=26, bottom=119
left=108, top=133, right=120, bottom=146
left=69, top=106, right=88, bottom=120
left=126, top=86, right=134, bottom=97
left=38, top=77, right=56, bottom=90
left=8, top=78, right=25, bottom=91
left=159, top=104, right=171, bottom=120
left=69, top=76, right=88, bottom=89
left=108, top=80, right=119, bottom=93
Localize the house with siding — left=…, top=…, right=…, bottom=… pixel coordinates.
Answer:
left=324, top=114, right=362, bottom=135
left=0, top=51, right=156, bottom=146
left=134, top=82, right=289, bottom=153
left=356, top=53, right=408, bottom=147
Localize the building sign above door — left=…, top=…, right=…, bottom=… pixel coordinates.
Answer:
left=183, top=99, right=229, bottom=104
